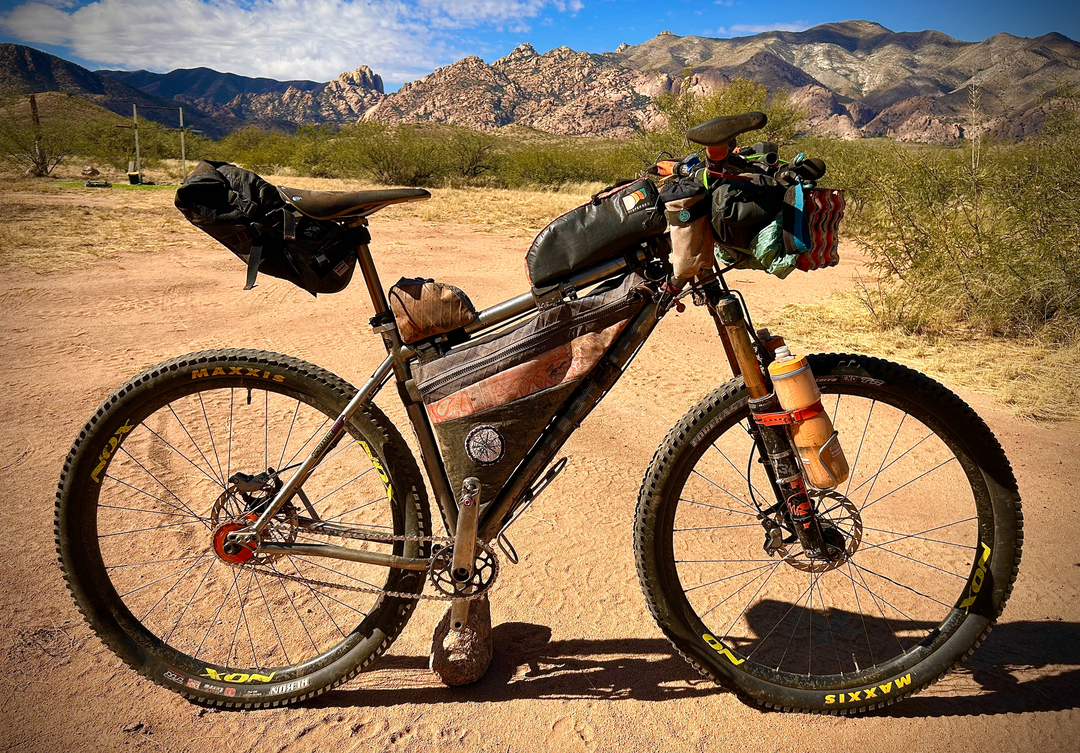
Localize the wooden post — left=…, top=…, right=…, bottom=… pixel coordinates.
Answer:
left=29, top=94, right=42, bottom=176
left=132, top=105, right=141, bottom=182
left=178, top=107, right=186, bottom=180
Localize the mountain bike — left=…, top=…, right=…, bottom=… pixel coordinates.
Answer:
left=55, top=113, right=1022, bottom=714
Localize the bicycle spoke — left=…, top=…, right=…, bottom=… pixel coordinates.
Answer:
left=711, top=441, right=771, bottom=505
left=285, top=557, right=346, bottom=638
left=138, top=552, right=212, bottom=622
left=168, top=404, right=224, bottom=486
left=117, top=448, right=210, bottom=528
left=99, top=518, right=207, bottom=537
left=277, top=401, right=301, bottom=472
left=679, top=497, right=761, bottom=518
left=197, top=392, right=226, bottom=484
left=164, top=558, right=216, bottom=644
left=682, top=563, right=774, bottom=593
left=194, top=566, right=243, bottom=661
left=843, top=400, right=874, bottom=497
left=862, top=544, right=967, bottom=580
left=859, top=519, right=976, bottom=549
left=673, top=523, right=762, bottom=532
left=850, top=561, right=951, bottom=611
left=691, top=469, right=759, bottom=514
left=312, top=466, right=372, bottom=506
left=860, top=458, right=957, bottom=513
left=254, top=573, right=291, bottom=665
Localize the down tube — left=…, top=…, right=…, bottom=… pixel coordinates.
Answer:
left=478, top=300, right=664, bottom=541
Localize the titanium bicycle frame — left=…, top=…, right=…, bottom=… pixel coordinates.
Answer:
left=234, top=224, right=811, bottom=573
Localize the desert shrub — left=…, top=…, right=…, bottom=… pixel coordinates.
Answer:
left=211, top=126, right=296, bottom=174
left=804, top=96, right=1080, bottom=342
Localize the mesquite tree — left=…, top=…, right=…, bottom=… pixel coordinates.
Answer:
left=0, top=94, right=76, bottom=176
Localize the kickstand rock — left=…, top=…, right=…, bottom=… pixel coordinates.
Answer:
left=430, top=596, right=492, bottom=686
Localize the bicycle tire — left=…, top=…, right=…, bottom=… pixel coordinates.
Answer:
left=56, top=349, right=432, bottom=708
left=634, top=354, right=1022, bottom=714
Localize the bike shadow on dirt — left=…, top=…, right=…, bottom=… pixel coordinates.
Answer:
left=314, top=613, right=1080, bottom=715
left=866, top=618, right=1080, bottom=718
left=313, top=621, right=715, bottom=708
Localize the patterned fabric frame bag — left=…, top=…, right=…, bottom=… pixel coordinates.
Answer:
left=412, top=274, right=647, bottom=496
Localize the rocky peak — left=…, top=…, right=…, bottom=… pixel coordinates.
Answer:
left=337, top=65, right=383, bottom=93
left=494, top=43, right=538, bottom=66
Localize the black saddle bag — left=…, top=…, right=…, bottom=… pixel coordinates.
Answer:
left=175, top=161, right=363, bottom=295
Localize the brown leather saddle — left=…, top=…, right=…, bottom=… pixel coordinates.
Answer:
left=277, top=186, right=430, bottom=220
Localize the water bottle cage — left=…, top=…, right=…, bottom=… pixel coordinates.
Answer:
left=752, top=400, right=824, bottom=426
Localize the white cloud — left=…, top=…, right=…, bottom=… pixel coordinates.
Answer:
left=703, top=22, right=810, bottom=37
left=0, top=0, right=578, bottom=82
left=728, top=22, right=810, bottom=35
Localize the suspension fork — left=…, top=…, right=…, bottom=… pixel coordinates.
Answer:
left=705, top=287, right=830, bottom=559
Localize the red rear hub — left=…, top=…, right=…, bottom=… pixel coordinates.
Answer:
left=213, top=521, right=256, bottom=564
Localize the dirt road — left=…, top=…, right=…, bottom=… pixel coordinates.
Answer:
left=1, top=187, right=1078, bottom=752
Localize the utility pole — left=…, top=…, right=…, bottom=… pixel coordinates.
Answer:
left=116, top=104, right=199, bottom=184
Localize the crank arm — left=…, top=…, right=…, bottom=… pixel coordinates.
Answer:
left=257, top=541, right=430, bottom=571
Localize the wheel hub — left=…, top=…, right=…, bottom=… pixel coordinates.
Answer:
left=209, top=471, right=299, bottom=566
left=776, top=490, right=864, bottom=573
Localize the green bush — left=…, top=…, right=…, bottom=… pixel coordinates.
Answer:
left=800, top=98, right=1080, bottom=342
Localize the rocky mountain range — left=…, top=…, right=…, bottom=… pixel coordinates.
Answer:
left=3, top=20, right=1078, bottom=143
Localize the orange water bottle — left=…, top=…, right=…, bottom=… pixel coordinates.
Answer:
left=767, top=346, right=849, bottom=489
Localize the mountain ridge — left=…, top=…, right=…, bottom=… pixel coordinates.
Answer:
left=3, top=21, right=1078, bottom=144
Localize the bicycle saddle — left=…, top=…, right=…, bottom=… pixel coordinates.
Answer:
left=686, top=112, right=768, bottom=147
left=278, top=186, right=430, bottom=220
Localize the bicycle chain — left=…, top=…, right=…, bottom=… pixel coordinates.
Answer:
left=233, top=525, right=499, bottom=602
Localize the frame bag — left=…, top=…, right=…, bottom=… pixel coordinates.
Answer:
left=175, top=160, right=364, bottom=295
left=413, top=274, right=647, bottom=496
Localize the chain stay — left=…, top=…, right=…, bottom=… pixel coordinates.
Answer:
left=234, top=525, right=498, bottom=602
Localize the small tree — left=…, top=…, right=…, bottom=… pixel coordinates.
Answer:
left=0, top=94, right=77, bottom=176
left=636, top=73, right=806, bottom=165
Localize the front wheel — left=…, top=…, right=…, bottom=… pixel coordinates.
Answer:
left=56, top=349, right=432, bottom=707
left=634, top=354, right=1022, bottom=714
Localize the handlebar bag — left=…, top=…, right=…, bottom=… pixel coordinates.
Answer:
left=526, top=179, right=665, bottom=288
left=413, top=273, right=647, bottom=496
left=175, top=160, right=362, bottom=295
left=389, top=278, right=478, bottom=344
left=710, top=173, right=786, bottom=251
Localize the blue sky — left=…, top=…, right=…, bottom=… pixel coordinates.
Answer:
left=1, top=0, right=1077, bottom=88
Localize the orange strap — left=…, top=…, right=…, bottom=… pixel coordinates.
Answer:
left=753, top=400, right=825, bottom=426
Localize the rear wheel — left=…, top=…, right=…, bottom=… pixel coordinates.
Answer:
left=56, top=349, right=431, bottom=707
left=634, top=354, right=1022, bottom=714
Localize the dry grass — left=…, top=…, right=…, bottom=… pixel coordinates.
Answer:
left=767, top=292, right=1080, bottom=422
left=0, top=176, right=195, bottom=270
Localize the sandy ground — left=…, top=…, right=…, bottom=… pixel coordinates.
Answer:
left=1, top=186, right=1079, bottom=753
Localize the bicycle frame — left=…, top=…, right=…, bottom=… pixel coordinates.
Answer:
left=238, top=226, right=772, bottom=571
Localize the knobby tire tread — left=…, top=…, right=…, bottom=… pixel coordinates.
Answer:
left=55, top=348, right=431, bottom=709
left=633, top=353, right=1023, bottom=715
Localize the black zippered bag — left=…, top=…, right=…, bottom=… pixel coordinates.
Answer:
left=175, top=161, right=364, bottom=295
